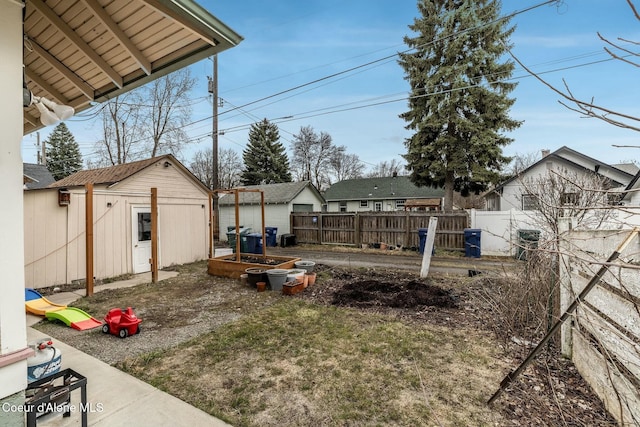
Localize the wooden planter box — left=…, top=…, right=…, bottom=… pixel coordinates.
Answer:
left=207, top=255, right=301, bottom=279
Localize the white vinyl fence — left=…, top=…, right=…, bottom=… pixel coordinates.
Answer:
left=559, top=227, right=640, bottom=425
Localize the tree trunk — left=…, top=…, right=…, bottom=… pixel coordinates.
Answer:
left=444, top=171, right=455, bottom=211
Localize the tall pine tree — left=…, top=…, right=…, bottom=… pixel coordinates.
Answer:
left=241, top=119, right=292, bottom=185
left=45, top=122, right=83, bottom=180
left=399, top=0, right=521, bottom=210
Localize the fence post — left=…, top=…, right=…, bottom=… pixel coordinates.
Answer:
left=558, top=217, right=573, bottom=357
left=317, top=213, right=322, bottom=244
left=354, top=212, right=360, bottom=246
left=404, top=211, right=411, bottom=248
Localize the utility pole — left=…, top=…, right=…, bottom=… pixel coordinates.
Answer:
left=208, top=55, right=219, bottom=241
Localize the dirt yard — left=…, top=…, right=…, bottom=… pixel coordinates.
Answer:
left=34, top=259, right=616, bottom=426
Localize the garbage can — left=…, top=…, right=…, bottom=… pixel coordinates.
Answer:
left=418, top=228, right=435, bottom=255
left=516, top=229, right=541, bottom=260
left=246, top=233, right=263, bottom=254
left=464, top=228, right=482, bottom=258
left=265, top=227, right=278, bottom=247
left=227, top=227, right=251, bottom=253
left=280, top=233, right=296, bottom=247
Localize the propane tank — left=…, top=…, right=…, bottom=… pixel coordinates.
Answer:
left=27, top=338, right=62, bottom=383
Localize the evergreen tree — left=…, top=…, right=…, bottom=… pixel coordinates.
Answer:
left=241, top=119, right=292, bottom=185
left=45, top=122, right=83, bottom=180
left=398, top=0, right=521, bottom=210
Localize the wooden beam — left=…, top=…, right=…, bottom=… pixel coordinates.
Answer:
left=29, top=41, right=95, bottom=100
left=208, top=191, right=213, bottom=258
left=29, top=0, right=124, bottom=89
left=25, top=66, right=71, bottom=105
left=151, top=187, right=158, bottom=283
left=79, top=0, right=152, bottom=75
left=85, top=183, right=94, bottom=296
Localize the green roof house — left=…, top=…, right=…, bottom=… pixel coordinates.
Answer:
left=324, top=175, right=444, bottom=212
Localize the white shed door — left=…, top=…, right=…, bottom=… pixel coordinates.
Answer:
left=132, top=207, right=152, bottom=273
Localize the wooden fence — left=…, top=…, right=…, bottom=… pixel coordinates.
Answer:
left=290, top=211, right=469, bottom=251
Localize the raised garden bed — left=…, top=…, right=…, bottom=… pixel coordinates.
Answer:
left=207, top=254, right=301, bottom=279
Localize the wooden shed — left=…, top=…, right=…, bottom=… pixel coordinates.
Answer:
left=24, top=155, right=211, bottom=288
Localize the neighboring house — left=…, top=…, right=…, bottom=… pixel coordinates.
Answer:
left=484, top=146, right=635, bottom=211
left=622, top=168, right=640, bottom=206
left=24, top=155, right=211, bottom=288
left=23, top=163, right=55, bottom=189
left=218, top=181, right=325, bottom=240
left=323, top=174, right=444, bottom=212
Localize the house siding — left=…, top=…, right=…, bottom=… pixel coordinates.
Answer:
left=218, top=186, right=324, bottom=241
left=327, top=198, right=404, bottom=212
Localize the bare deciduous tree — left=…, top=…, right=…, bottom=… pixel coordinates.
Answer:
left=96, top=92, right=145, bottom=165
left=144, top=68, right=195, bottom=157
left=95, top=69, right=195, bottom=165
left=190, top=147, right=242, bottom=190
left=291, top=125, right=342, bottom=190
left=365, top=159, right=406, bottom=178
left=329, top=152, right=365, bottom=182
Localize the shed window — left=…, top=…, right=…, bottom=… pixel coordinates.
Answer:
left=374, top=201, right=382, bottom=212
left=339, top=201, right=347, bottom=212
left=360, top=200, right=368, bottom=208
left=137, top=212, right=152, bottom=241
left=395, top=199, right=406, bottom=209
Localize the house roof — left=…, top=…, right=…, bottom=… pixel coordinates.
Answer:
left=323, top=176, right=444, bottom=201
left=23, top=0, right=242, bottom=136
left=23, top=163, right=55, bottom=189
left=218, top=181, right=324, bottom=206
left=489, top=146, right=634, bottom=194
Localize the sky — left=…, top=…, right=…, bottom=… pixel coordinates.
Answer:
left=22, top=0, right=640, bottom=173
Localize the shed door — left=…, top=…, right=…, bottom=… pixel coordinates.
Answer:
left=132, top=207, right=152, bottom=273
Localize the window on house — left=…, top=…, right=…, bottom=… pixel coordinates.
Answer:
left=339, top=201, right=347, bottom=212
left=360, top=200, right=368, bottom=208
left=607, top=192, right=623, bottom=206
left=522, top=194, right=539, bottom=211
left=374, top=201, right=382, bottom=211
left=561, top=192, right=578, bottom=206
left=395, top=199, right=406, bottom=209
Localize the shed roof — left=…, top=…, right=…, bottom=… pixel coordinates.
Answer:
left=218, top=181, right=324, bottom=206
left=49, top=156, right=160, bottom=187
left=324, top=176, right=444, bottom=201
left=48, top=154, right=209, bottom=193
left=23, top=163, right=55, bottom=189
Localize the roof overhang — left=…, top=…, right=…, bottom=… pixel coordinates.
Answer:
left=23, top=0, right=242, bottom=135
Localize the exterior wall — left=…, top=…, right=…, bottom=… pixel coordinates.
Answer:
left=0, top=0, right=29, bottom=409
left=24, top=166, right=210, bottom=288
left=218, top=186, right=324, bottom=241
left=468, top=209, right=543, bottom=256
left=326, top=198, right=405, bottom=212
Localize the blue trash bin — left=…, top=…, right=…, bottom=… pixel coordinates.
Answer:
left=265, top=227, right=278, bottom=247
left=418, top=228, right=435, bottom=255
left=246, top=233, right=263, bottom=254
left=464, top=228, right=481, bottom=258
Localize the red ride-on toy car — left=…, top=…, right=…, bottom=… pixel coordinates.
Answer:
left=102, top=307, right=141, bottom=338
